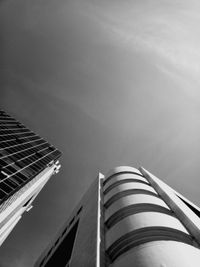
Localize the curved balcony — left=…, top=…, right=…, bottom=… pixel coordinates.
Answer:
left=104, top=173, right=148, bottom=192
left=105, top=211, right=193, bottom=263
left=106, top=211, right=189, bottom=248
left=104, top=166, right=143, bottom=186
left=104, top=174, right=149, bottom=195
left=110, top=240, right=200, bottom=267
left=104, top=183, right=158, bottom=208
left=105, top=194, right=170, bottom=228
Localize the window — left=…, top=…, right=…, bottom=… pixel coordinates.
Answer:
left=44, top=220, right=79, bottom=267
left=76, top=206, right=83, bottom=215
left=69, top=217, right=75, bottom=226
left=23, top=196, right=34, bottom=207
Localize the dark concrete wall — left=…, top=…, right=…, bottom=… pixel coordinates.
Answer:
left=35, top=177, right=100, bottom=267
left=70, top=178, right=99, bottom=267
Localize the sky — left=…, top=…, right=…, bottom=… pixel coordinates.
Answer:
left=1, top=0, right=200, bottom=266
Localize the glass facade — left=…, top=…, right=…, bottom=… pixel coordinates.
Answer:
left=0, top=109, right=61, bottom=204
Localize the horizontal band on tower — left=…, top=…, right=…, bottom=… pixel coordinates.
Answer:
left=103, top=171, right=144, bottom=186
left=104, top=189, right=159, bottom=209
left=107, top=227, right=194, bottom=263
left=105, top=203, right=174, bottom=229
left=103, top=173, right=147, bottom=192
left=104, top=179, right=150, bottom=195
left=104, top=182, right=157, bottom=204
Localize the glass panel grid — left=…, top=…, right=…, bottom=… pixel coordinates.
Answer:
left=0, top=110, right=61, bottom=204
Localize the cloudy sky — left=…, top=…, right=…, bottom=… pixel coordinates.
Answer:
left=1, top=0, right=200, bottom=266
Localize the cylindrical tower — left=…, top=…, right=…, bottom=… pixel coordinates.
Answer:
left=103, top=166, right=200, bottom=267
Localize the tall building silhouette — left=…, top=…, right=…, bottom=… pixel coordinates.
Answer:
left=0, top=109, right=61, bottom=246
left=35, top=166, right=200, bottom=267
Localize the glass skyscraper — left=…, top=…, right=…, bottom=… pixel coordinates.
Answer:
left=0, top=109, right=61, bottom=246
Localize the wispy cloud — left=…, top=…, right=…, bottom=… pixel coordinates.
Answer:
left=85, top=0, right=200, bottom=79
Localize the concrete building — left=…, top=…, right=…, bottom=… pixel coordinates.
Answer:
left=0, top=109, right=61, bottom=246
left=35, top=166, right=200, bottom=267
